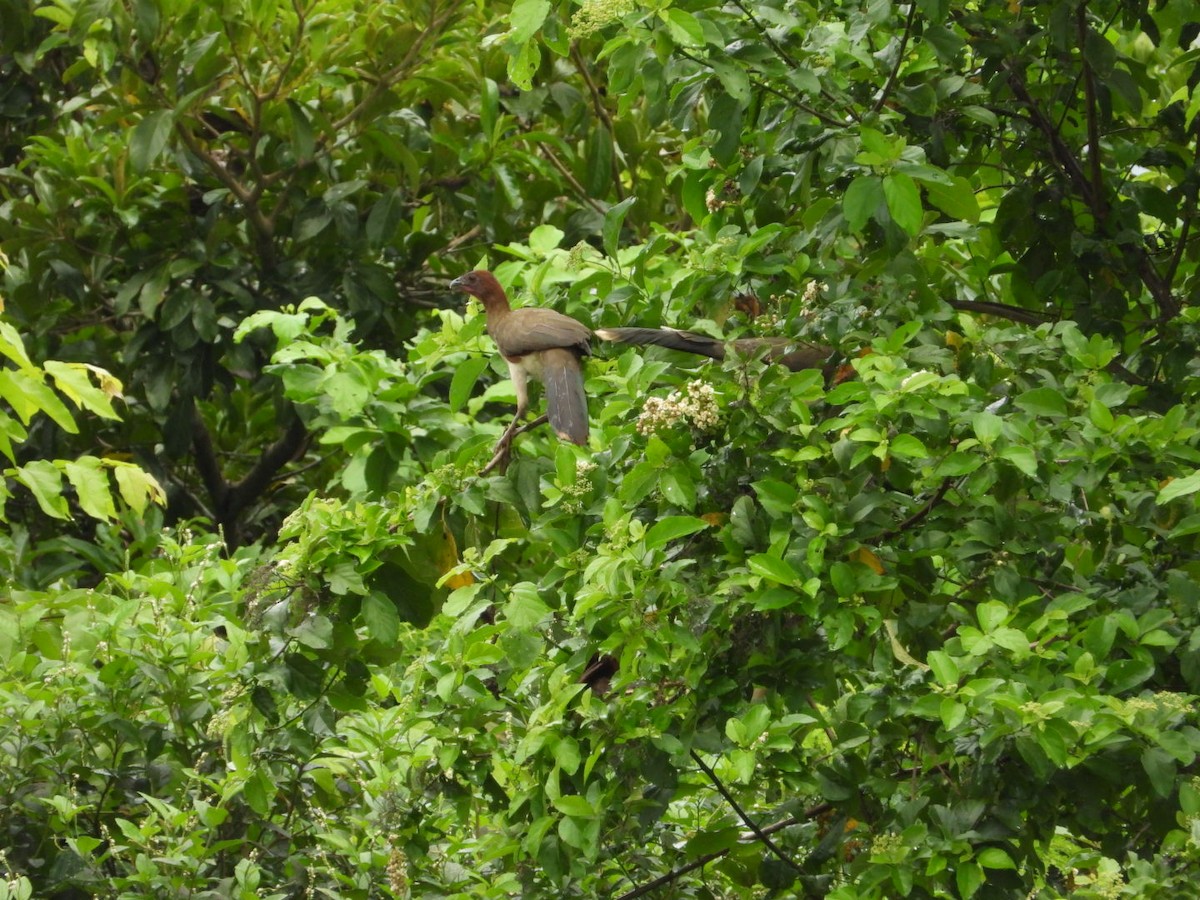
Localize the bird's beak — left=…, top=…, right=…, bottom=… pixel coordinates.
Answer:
left=449, top=275, right=466, bottom=291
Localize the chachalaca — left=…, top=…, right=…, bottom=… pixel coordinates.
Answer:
left=450, top=270, right=833, bottom=464
left=450, top=270, right=593, bottom=470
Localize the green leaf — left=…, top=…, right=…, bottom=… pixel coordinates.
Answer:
left=112, top=463, right=165, bottom=515
left=0, top=369, right=78, bottom=432
left=362, top=593, right=400, bottom=647
left=449, top=356, right=491, bottom=413
left=603, top=197, right=636, bottom=259
left=751, top=586, right=800, bottom=611
left=14, top=460, right=71, bottom=519
left=289, top=614, right=334, bottom=649
left=508, top=0, right=550, bottom=43
left=711, top=60, right=750, bottom=104
left=505, top=582, right=550, bottom=629
left=659, top=469, right=696, bottom=509
left=977, top=847, right=1015, bottom=869
left=662, top=8, right=704, bottom=47
left=324, top=370, right=370, bottom=418
left=924, top=175, right=980, bottom=222
left=286, top=98, right=315, bottom=161
left=528, top=224, right=564, bottom=253
left=1158, top=470, right=1200, bottom=504
left=685, top=827, right=741, bottom=859
left=843, top=175, right=884, bottom=232
left=888, top=433, right=929, bottom=458
left=43, top=361, right=120, bottom=419
left=644, top=515, right=709, bottom=550
left=935, top=451, right=982, bottom=476
left=999, top=445, right=1037, bottom=476
left=749, top=553, right=800, bottom=585
left=0, top=322, right=33, bottom=369
left=552, top=795, right=595, bottom=818
left=971, top=411, right=1003, bottom=446
left=976, top=600, right=1007, bottom=632
left=1141, top=746, right=1176, bottom=797
left=64, top=458, right=117, bottom=521
left=242, top=770, right=275, bottom=817
left=365, top=190, right=404, bottom=248
left=883, top=172, right=923, bottom=235
left=130, top=110, right=174, bottom=174
left=1014, top=386, right=1068, bottom=417
left=752, top=478, right=797, bottom=518
left=507, top=40, right=541, bottom=91
left=927, top=650, right=959, bottom=686
left=552, top=737, right=581, bottom=774
left=956, top=861, right=983, bottom=899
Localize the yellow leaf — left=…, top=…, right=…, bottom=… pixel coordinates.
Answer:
left=435, top=523, right=475, bottom=589
left=851, top=547, right=885, bottom=574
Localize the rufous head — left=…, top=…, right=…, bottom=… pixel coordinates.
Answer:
left=449, top=270, right=504, bottom=300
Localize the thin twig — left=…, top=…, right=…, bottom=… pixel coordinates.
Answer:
left=870, top=477, right=954, bottom=544
left=613, top=804, right=831, bottom=900
left=872, top=2, right=918, bottom=113
left=1077, top=2, right=1106, bottom=219
left=537, top=143, right=606, bottom=213
left=730, top=0, right=801, bottom=69
left=688, top=749, right=805, bottom=875
left=569, top=43, right=626, bottom=200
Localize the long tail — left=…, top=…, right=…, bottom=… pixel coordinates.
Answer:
left=594, top=326, right=726, bottom=360
left=540, top=348, right=589, bottom=444
left=598, top=326, right=833, bottom=372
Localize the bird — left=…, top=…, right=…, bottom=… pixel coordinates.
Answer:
left=450, top=270, right=592, bottom=470
left=449, top=269, right=833, bottom=468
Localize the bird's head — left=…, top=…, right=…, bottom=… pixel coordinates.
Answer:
left=449, top=269, right=505, bottom=304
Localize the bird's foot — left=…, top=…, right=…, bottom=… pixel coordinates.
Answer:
left=479, top=414, right=549, bottom=475
left=481, top=436, right=513, bottom=475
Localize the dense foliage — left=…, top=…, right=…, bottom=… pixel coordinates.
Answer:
left=3, top=0, right=1200, bottom=897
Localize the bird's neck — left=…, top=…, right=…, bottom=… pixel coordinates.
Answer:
left=477, top=285, right=512, bottom=321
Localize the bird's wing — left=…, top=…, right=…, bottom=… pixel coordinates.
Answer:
left=492, top=308, right=592, bottom=358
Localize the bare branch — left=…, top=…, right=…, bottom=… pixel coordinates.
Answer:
left=689, top=749, right=805, bottom=875
left=613, top=804, right=832, bottom=900
left=872, top=2, right=918, bottom=114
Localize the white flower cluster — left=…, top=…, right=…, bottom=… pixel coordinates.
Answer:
left=568, top=0, right=636, bottom=38
left=636, top=381, right=720, bottom=435
left=560, top=459, right=598, bottom=514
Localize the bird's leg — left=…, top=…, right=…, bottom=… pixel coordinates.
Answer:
left=480, top=414, right=549, bottom=475
left=482, top=363, right=534, bottom=474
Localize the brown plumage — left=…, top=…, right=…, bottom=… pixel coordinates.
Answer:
left=450, top=270, right=592, bottom=447
left=594, top=326, right=832, bottom=372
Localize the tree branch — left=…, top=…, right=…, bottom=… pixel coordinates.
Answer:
left=569, top=43, right=626, bottom=201
left=613, top=804, right=832, bottom=900
left=224, top=414, right=308, bottom=518
left=688, top=749, right=805, bottom=875
left=191, top=409, right=307, bottom=542
left=872, top=2, right=918, bottom=113
left=1005, top=67, right=1180, bottom=320
left=870, top=478, right=954, bottom=545
left=1077, top=3, right=1106, bottom=219
left=536, top=142, right=606, bottom=214
left=191, top=408, right=230, bottom=514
